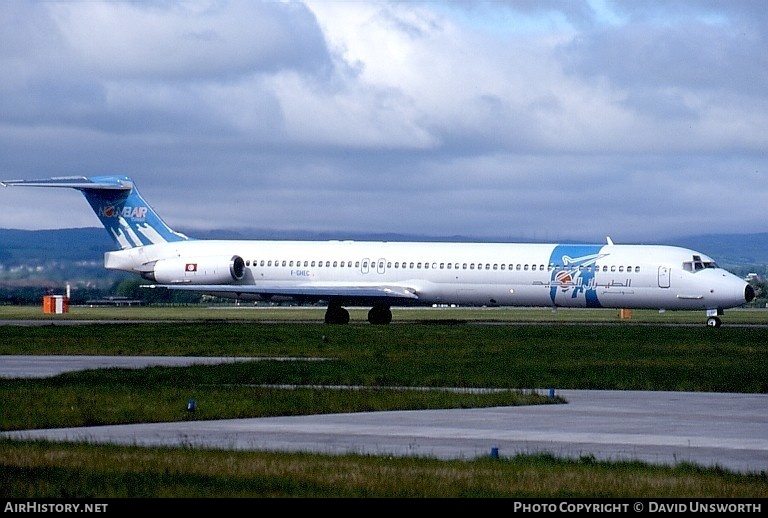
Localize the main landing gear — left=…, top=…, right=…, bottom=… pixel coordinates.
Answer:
left=324, top=302, right=392, bottom=325
left=324, top=302, right=350, bottom=324
left=367, top=304, right=392, bottom=325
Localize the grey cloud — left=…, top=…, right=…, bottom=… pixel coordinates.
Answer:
left=558, top=21, right=768, bottom=94
left=1, top=1, right=767, bottom=244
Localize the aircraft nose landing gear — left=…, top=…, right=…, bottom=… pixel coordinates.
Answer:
left=706, top=315, right=722, bottom=328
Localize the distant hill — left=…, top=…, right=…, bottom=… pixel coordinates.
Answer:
left=665, top=233, right=768, bottom=268
left=1, top=227, right=766, bottom=284
left=0, top=228, right=127, bottom=289
left=0, top=228, right=115, bottom=263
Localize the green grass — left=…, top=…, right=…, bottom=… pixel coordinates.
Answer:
left=2, top=381, right=552, bottom=431
left=1, top=305, right=767, bottom=497
left=2, top=320, right=766, bottom=395
left=2, top=441, right=765, bottom=498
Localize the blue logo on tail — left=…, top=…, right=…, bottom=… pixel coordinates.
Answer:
left=79, top=175, right=189, bottom=249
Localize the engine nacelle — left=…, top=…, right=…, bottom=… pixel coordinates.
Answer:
left=142, top=255, right=245, bottom=284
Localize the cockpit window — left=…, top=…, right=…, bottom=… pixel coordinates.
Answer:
left=683, top=255, right=719, bottom=272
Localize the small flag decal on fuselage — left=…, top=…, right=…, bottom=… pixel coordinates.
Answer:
left=185, top=263, right=197, bottom=272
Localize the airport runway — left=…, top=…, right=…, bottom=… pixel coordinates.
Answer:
left=2, top=356, right=767, bottom=474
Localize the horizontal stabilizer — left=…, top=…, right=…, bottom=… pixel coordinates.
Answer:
left=1, top=176, right=131, bottom=190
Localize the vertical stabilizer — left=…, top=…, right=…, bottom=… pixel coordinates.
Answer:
left=1, top=175, right=190, bottom=249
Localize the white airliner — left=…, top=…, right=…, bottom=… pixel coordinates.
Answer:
left=1, top=175, right=755, bottom=326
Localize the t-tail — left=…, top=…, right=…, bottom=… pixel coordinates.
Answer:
left=0, top=175, right=189, bottom=250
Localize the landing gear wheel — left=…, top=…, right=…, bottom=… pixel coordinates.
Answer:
left=368, top=305, right=392, bottom=325
left=706, top=316, right=722, bottom=328
left=324, top=305, right=350, bottom=324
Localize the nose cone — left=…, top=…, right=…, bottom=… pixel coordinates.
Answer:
left=724, top=278, right=755, bottom=307
left=745, top=283, right=756, bottom=304
left=710, top=271, right=756, bottom=308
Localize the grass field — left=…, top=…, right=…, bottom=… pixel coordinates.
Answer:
left=4, top=303, right=768, bottom=325
left=1, top=304, right=767, bottom=497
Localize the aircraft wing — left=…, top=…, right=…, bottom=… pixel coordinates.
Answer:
left=144, top=283, right=420, bottom=301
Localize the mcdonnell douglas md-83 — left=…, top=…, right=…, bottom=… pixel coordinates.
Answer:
left=1, top=176, right=755, bottom=326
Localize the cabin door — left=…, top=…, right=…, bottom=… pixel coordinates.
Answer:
left=658, top=266, right=671, bottom=288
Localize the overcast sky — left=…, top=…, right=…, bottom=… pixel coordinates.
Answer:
left=1, top=1, right=766, bottom=243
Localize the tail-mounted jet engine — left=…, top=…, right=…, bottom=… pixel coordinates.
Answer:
left=141, top=255, right=245, bottom=284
